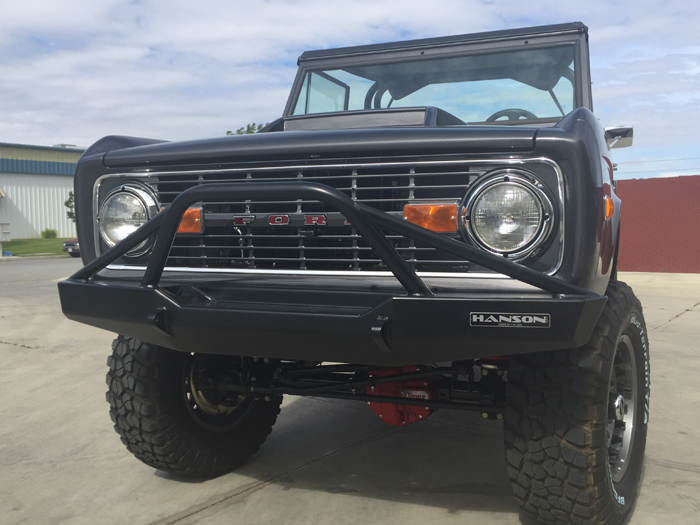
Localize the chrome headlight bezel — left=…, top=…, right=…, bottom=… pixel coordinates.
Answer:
left=461, top=171, right=555, bottom=260
left=97, top=183, right=159, bottom=257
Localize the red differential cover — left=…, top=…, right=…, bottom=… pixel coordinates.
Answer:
left=365, top=366, right=435, bottom=426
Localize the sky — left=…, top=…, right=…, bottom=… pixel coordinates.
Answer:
left=1, top=0, right=699, bottom=179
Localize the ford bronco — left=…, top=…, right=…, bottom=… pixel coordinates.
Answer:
left=59, top=22, right=648, bottom=525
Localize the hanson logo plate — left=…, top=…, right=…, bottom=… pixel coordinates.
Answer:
left=470, top=312, right=551, bottom=328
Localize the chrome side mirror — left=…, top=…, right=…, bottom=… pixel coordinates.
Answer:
left=605, top=126, right=633, bottom=149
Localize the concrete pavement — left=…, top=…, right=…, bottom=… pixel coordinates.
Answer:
left=0, top=260, right=698, bottom=524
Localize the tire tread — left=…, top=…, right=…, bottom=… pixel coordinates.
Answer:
left=106, top=336, right=281, bottom=477
left=504, top=281, right=647, bottom=525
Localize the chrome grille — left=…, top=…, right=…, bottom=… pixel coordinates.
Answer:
left=146, top=160, right=502, bottom=272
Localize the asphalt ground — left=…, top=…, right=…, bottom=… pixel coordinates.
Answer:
left=1, top=258, right=698, bottom=525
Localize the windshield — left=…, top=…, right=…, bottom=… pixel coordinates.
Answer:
left=292, top=45, right=576, bottom=124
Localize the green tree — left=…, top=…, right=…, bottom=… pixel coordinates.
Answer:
left=226, top=122, right=267, bottom=135
left=65, top=191, right=76, bottom=222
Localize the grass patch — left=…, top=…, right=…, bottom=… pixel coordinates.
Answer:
left=2, top=238, right=72, bottom=257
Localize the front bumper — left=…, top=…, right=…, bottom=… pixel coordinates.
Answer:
left=59, top=182, right=606, bottom=366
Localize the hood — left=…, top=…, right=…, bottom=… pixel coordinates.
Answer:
left=101, top=124, right=537, bottom=169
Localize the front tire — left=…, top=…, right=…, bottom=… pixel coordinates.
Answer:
left=504, top=281, right=650, bottom=524
left=106, top=336, right=282, bottom=478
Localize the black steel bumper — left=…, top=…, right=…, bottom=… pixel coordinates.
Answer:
left=59, top=182, right=606, bottom=366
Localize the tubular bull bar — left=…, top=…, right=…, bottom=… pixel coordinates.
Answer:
left=59, top=182, right=606, bottom=366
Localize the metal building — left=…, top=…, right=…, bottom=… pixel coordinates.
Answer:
left=0, top=142, right=84, bottom=239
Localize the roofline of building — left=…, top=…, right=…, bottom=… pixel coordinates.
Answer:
left=0, top=141, right=85, bottom=153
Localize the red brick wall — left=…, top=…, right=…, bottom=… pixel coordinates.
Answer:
left=616, top=175, right=700, bottom=273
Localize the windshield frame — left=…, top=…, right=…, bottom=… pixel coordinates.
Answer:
left=284, top=25, right=591, bottom=123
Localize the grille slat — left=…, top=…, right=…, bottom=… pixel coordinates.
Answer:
left=197, top=234, right=406, bottom=240
left=176, top=197, right=455, bottom=205
left=171, top=244, right=439, bottom=252
left=143, top=160, right=502, bottom=272
left=165, top=256, right=462, bottom=264
left=154, top=170, right=484, bottom=186
left=158, top=184, right=470, bottom=195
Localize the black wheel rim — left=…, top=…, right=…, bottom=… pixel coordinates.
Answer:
left=183, top=354, right=254, bottom=432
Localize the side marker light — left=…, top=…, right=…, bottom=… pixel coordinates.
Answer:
left=604, top=196, right=615, bottom=220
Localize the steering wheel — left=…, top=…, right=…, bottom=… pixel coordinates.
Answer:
left=486, top=108, right=538, bottom=122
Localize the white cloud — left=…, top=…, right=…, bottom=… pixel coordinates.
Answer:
left=0, top=0, right=698, bottom=159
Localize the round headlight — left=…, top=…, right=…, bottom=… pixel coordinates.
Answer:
left=463, top=173, right=553, bottom=258
left=99, top=185, right=158, bottom=255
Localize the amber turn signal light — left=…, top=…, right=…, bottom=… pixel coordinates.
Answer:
left=403, top=204, right=458, bottom=233
left=178, top=207, right=203, bottom=233
left=604, top=196, right=615, bottom=220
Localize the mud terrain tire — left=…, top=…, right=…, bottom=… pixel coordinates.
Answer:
left=106, top=336, right=282, bottom=478
left=504, top=281, right=650, bottom=524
